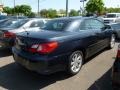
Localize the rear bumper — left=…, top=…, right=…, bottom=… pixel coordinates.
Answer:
left=12, top=47, right=70, bottom=74
left=13, top=54, right=48, bottom=73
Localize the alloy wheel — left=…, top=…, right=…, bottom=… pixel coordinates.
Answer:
left=110, top=34, right=115, bottom=48
left=70, top=51, right=83, bottom=74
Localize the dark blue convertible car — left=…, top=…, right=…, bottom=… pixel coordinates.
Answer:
left=12, top=17, right=115, bottom=75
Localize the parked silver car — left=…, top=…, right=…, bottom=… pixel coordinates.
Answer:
left=109, top=23, right=120, bottom=39
left=0, top=18, right=50, bottom=49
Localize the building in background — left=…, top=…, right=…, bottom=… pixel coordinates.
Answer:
left=0, top=0, right=3, bottom=12
left=0, top=4, right=3, bottom=12
left=0, top=0, right=7, bottom=15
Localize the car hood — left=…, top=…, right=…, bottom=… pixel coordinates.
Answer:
left=103, top=18, right=116, bottom=20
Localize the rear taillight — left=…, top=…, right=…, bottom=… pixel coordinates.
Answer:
left=28, top=41, right=58, bottom=54
left=3, top=32, right=16, bottom=38
left=117, top=44, right=120, bottom=58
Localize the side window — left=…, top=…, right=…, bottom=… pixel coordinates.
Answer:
left=30, top=21, right=44, bottom=27
left=37, top=21, right=44, bottom=27
left=80, top=20, right=92, bottom=30
left=90, top=19, right=104, bottom=30
left=30, top=21, right=38, bottom=27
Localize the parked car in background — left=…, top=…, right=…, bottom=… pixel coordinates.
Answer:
left=103, top=13, right=120, bottom=24
left=0, top=15, right=27, bottom=21
left=0, top=19, right=18, bottom=28
left=109, top=23, right=120, bottom=39
left=0, top=15, right=9, bottom=20
left=12, top=17, right=115, bottom=75
left=0, top=18, right=49, bottom=49
left=112, top=44, right=120, bottom=90
left=9, top=16, right=28, bottom=19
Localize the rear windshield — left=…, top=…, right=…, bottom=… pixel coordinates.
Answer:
left=0, top=19, right=17, bottom=28
left=41, top=20, right=70, bottom=31
left=106, top=14, right=116, bottom=18
left=6, top=19, right=29, bottom=29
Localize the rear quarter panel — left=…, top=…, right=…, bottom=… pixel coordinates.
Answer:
left=49, top=31, right=96, bottom=58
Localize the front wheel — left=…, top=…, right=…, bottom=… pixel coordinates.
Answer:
left=67, top=51, right=83, bottom=75
left=108, top=34, right=116, bottom=49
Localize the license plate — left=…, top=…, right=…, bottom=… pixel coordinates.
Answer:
left=14, top=54, right=27, bottom=65
left=15, top=44, right=21, bottom=50
left=14, top=54, right=31, bottom=70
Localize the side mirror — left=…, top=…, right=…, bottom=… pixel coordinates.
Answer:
left=105, top=25, right=111, bottom=29
left=101, top=25, right=111, bottom=31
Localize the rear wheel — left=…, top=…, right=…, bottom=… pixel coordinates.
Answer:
left=67, top=51, right=83, bottom=75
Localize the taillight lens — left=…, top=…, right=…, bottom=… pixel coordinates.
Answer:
left=28, top=41, right=58, bottom=54
left=3, top=32, right=16, bottom=38
left=117, top=44, right=120, bottom=58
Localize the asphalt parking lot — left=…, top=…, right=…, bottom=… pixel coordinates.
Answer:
left=0, top=43, right=118, bottom=90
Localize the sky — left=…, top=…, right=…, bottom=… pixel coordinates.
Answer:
left=1, top=0, right=120, bottom=12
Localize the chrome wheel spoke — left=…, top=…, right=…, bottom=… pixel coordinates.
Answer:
left=72, top=65, right=76, bottom=71
left=71, top=61, right=74, bottom=66
left=77, top=56, right=81, bottom=60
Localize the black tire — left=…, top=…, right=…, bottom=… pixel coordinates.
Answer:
left=108, top=34, right=116, bottom=49
left=67, top=51, right=83, bottom=75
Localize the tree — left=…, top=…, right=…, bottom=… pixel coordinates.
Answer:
left=3, top=7, right=13, bottom=14
left=47, top=9, right=57, bottom=18
left=14, top=5, right=20, bottom=15
left=69, top=9, right=79, bottom=16
left=86, top=0, right=104, bottom=15
left=105, top=7, right=120, bottom=13
left=57, top=9, right=66, bottom=17
left=28, top=12, right=36, bottom=18
left=40, top=9, right=48, bottom=18
left=19, top=5, right=32, bottom=16
left=3, top=5, right=32, bottom=16
left=59, top=9, right=66, bottom=15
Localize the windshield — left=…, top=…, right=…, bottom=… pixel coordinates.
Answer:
left=111, top=23, right=120, bottom=30
left=6, top=19, right=29, bottom=29
left=41, top=20, right=70, bottom=31
left=106, top=14, right=116, bottom=18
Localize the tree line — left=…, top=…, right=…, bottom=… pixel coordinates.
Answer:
left=3, top=5, right=34, bottom=17
left=105, top=7, right=120, bottom=13
left=3, top=5, right=80, bottom=18
left=3, top=0, right=120, bottom=18
left=40, top=9, right=79, bottom=18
